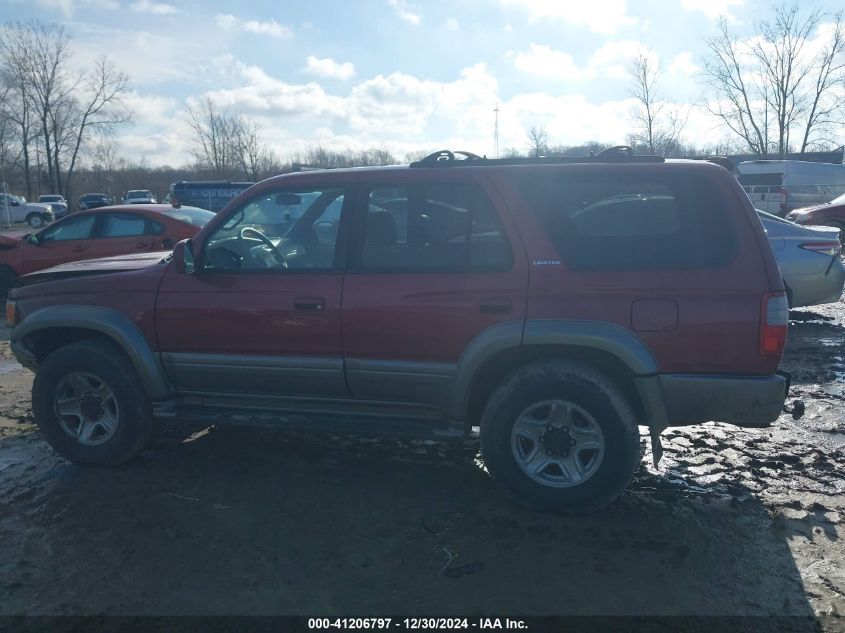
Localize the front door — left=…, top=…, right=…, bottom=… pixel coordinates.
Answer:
left=21, top=214, right=98, bottom=274
left=155, top=176, right=354, bottom=397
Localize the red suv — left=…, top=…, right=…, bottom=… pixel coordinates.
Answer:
left=6, top=149, right=792, bottom=512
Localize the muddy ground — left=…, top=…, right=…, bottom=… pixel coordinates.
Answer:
left=0, top=306, right=844, bottom=628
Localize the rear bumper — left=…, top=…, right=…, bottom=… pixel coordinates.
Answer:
left=638, top=372, right=788, bottom=428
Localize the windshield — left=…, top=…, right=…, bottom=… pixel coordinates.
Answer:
left=160, top=206, right=215, bottom=227
left=127, top=190, right=150, bottom=197
left=40, top=195, right=62, bottom=202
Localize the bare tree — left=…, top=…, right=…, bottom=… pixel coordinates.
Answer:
left=0, top=20, right=130, bottom=199
left=627, top=53, right=687, bottom=156
left=63, top=56, right=130, bottom=199
left=703, top=5, right=845, bottom=157
left=526, top=125, right=550, bottom=157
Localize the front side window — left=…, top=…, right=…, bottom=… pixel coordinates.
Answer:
left=361, top=183, right=511, bottom=271
left=203, top=186, right=347, bottom=272
left=39, top=215, right=96, bottom=242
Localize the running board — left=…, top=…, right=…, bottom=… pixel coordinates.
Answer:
left=152, top=396, right=467, bottom=440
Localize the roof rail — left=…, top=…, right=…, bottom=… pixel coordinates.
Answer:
left=409, top=146, right=664, bottom=168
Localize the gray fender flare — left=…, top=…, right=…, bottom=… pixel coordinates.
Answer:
left=449, top=319, right=667, bottom=427
left=12, top=305, right=171, bottom=399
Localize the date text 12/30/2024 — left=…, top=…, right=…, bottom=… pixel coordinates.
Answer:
left=308, top=619, right=528, bottom=630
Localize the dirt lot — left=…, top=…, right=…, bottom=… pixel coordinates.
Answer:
left=0, top=306, right=844, bottom=627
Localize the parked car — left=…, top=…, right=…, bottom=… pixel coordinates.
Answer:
left=0, top=194, right=54, bottom=228
left=0, top=204, right=213, bottom=298
left=37, top=195, right=69, bottom=219
left=738, top=160, right=845, bottom=216
left=785, top=193, right=845, bottom=241
left=5, top=149, right=796, bottom=513
left=124, top=190, right=157, bottom=204
left=758, top=210, right=845, bottom=307
left=78, top=193, right=112, bottom=211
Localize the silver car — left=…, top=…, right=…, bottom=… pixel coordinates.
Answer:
left=759, top=210, right=845, bottom=307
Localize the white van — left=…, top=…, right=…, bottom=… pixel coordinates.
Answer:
left=737, top=160, right=845, bottom=216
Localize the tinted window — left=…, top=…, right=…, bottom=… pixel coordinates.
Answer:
left=513, top=173, right=736, bottom=271
left=361, top=183, right=511, bottom=271
left=101, top=213, right=147, bottom=237
left=40, top=215, right=96, bottom=242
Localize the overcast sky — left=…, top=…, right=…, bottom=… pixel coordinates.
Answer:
left=3, top=0, right=843, bottom=166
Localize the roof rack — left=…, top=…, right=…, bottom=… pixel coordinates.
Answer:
left=409, top=145, right=665, bottom=168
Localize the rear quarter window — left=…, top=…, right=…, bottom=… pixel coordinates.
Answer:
left=512, top=171, right=738, bottom=271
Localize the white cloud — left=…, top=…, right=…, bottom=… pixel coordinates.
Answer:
left=445, top=18, right=459, bottom=31
left=130, top=0, right=179, bottom=15
left=303, top=56, right=356, bottom=81
left=506, top=44, right=582, bottom=80
left=214, top=14, right=293, bottom=38
left=500, top=0, right=636, bottom=35
left=30, top=0, right=117, bottom=18
left=507, top=40, right=647, bottom=81
left=388, top=0, right=421, bottom=25
left=680, top=0, right=743, bottom=22
left=667, top=51, right=699, bottom=75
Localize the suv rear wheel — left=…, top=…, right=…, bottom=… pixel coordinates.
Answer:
left=480, top=360, right=641, bottom=513
left=32, top=340, right=154, bottom=465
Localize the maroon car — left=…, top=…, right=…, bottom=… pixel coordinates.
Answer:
left=786, top=193, right=845, bottom=240
left=0, top=204, right=214, bottom=296
left=6, top=150, right=795, bottom=512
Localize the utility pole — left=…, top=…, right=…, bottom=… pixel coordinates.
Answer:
left=494, top=103, right=500, bottom=159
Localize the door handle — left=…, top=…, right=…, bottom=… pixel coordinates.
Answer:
left=479, top=299, right=513, bottom=314
left=135, top=242, right=149, bottom=249
left=294, top=297, right=325, bottom=311
left=72, top=246, right=86, bottom=253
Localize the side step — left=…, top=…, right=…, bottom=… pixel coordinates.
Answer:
left=152, top=397, right=467, bottom=440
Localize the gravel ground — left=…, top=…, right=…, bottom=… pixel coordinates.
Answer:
left=0, top=307, right=843, bottom=627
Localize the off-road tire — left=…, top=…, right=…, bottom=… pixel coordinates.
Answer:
left=32, top=339, right=154, bottom=465
left=480, top=360, right=641, bottom=513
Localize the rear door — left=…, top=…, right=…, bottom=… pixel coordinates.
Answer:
left=341, top=172, right=527, bottom=411
left=94, top=212, right=160, bottom=257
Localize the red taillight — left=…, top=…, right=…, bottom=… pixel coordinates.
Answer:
left=799, top=241, right=841, bottom=257
left=759, top=292, right=788, bottom=356
left=780, top=187, right=789, bottom=212
left=5, top=299, right=17, bottom=326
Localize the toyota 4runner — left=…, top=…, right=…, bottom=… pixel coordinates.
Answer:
left=6, top=148, right=793, bottom=512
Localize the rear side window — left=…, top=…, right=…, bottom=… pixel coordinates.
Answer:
left=513, top=172, right=737, bottom=271
left=101, top=213, right=147, bottom=237
left=361, top=183, right=512, bottom=272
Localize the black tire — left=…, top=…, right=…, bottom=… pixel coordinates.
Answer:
left=479, top=360, right=640, bottom=513
left=26, top=213, right=45, bottom=228
left=32, top=339, right=154, bottom=465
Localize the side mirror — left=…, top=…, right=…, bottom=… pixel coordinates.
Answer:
left=10, top=200, right=19, bottom=207
left=172, top=238, right=195, bottom=275
left=26, top=234, right=39, bottom=246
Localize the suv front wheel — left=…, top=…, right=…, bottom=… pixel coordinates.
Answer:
left=32, top=340, right=154, bottom=465
left=480, top=360, right=641, bottom=513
